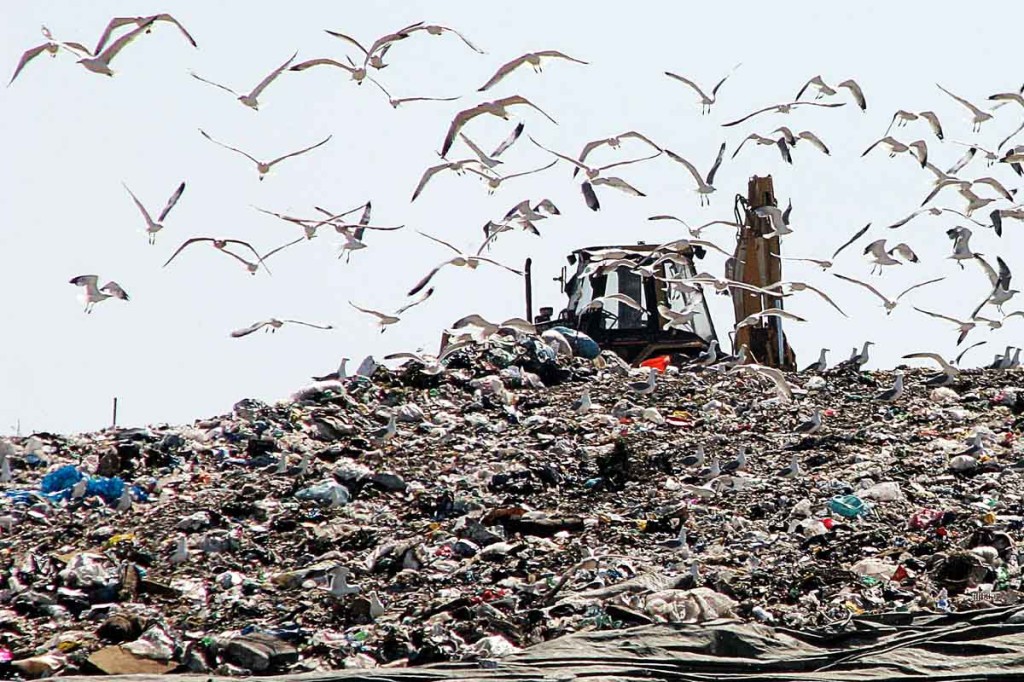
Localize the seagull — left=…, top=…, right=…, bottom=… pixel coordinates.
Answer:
left=772, top=254, right=833, bottom=270
left=875, top=371, right=905, bottom=402
left=912, top=307, right=977, bottom=344
left=794, top=409, right=822, bottom=434
left=732, top=133, right=792, bottom=164
left=771, top=127, right=831, bottom=156
left=191, top=52, right=298, bottom=110
left=9, top=26, right=91, bottom=86
left=902, top=352, right=960, bottom=386
left=721, top=101, right=845, bottom=128
left=658, top=525, right=691, bottom=557
left=407, top=231, right=522, bottom=296
left=574, top=132, right=663, bottom=176
left=230, top=319, right=334, bottom=338
left=410, top=159, right=488, bottom=201
left=883, top=110, right=944, bottom=140
left=465, top=160, right=559, bottom=195
left=324, top=566, right=360, bottom=597
left=664, top=143, right=726, bottom=206
left=323, top=21, right=424, bottom=69
left=721, top=446, right=748, bottom=474
left=831, top=223, right=872, bottom=260
left=387, top=94, right=461, bottom=108
left=697, top=456, right=721, bottom=481
left=572, top=388, right=592, bottom=414
left=368, top=414, right=397, bottom=446
left=937, top=84, right=994, bottom=132
left=664, top=64, right=740, bottom=113
left=794, top=76, right=866, bottom=110
left=946, top=226, right=978, bottom=268
left=755, top=205, right=793, bottom=237
left=972, top=255, right=1017, bottom=313
left=861, top=136, right=928, bottom=167
left=169, top=535, right=189, bottom=566
left=657, top=303, right=697, bottom=331
left=735, top=308, right=806, bottom=331
left=584, top=293, right=648, bottom=315
left=777, top=454, right=802, bottom=479
left=850, top=341, right=874, bottom=370
left=93, top=14, right=197, bottom=54
left=122, top=181, right=185, bottom=245
left=69, top=275, right=129, bottom=313
left=833, top=273, right=944, bottom=314
left=863, top=239, right=918, bottom=274
left=529, top=136, right=658, bottom=210
left=441, top=96, right=556, bottom=157
left=199, top=129, right=331, bottom=180
left=679, top=445, right=705, bottom=469
left=313, top=358, right=349, bottom=382
left=648, top=215, right=743, bottom=239
left=887, top=206, right=985, bottom=230
left=163, top=237, right=269, bottom=274
left=990, top=208, right=1024, bottom=237
left=477, top=50, right=587, bottom=91
left=287, top=56, right=396, bottom=100
left=695, top=340, right=722, bottom=367
left=729, top=363, right=794, bottom=401
left=350, top=293, right=433, bottom=333
left=802, top=349, right=830, bottom=372
left=628, top=367, right=658, bottom=395
left=403, top=23, right=484, bottom=53
left=921, top=177, right=1015, bottom=208
left=766, top=281, right=847, bottom=317
left=76, top=19, right=156, bottom=76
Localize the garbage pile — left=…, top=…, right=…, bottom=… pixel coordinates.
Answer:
left=1, top=331, right=1024, bottom=677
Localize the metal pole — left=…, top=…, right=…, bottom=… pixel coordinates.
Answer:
left=524, top=258, right=534, bottom=323
left=112, top=397, right=118, bottom=429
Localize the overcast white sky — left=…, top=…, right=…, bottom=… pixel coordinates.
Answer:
left=3, top=2, right=1023, bottom=434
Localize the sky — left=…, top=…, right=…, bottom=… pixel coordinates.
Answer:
left=2, top=2, right=1023, bottom=435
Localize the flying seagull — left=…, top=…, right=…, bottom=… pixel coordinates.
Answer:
left=410, top=159, right=487, bottom=202
left=732, top=133, right=792, bottom=164
left=721, top=101, right=845, bottom=128
left=92, top=13, right=197, bottom=54
left=794, top=76, right=866, bottom=110
left=772, top=127, right=831, bottom=156
left=664, top=143, right=726, bottom=206
left=529, top=135, right=658, bottom=209
left=862, top=238, right=918, bottom=274
left=69, top=275, right=129, bottom=313
left=441, top=96, right=556, bottom=157
left=191, top=52, right=297, bottom=110
left=972, top=255, right=1017, bottom=313
left=163, top=237, right=270, bottom=275
left=664, top=63, right=741, bottom=113
left=833, top=273, right=944, bottom=314
left=230, top=318, right=334, bottom=338
left=407, top=231, right=522, bottom=296
left=199, top=129, right=332, bottom=180
left=76, top=18, right=156, bottom=76
left=902, top=352, right=961, bottom=386
left=9, top=26, right=91, bottom=86
left=861, top=136, right=928, bottom=167
left=404, top=24, right=484, bottom=53
left=729, top=363, right=794, bottom=401
left=735, top=308, right=806, bottom=331
left=883, top=110, right=944, bottom=140
left=323, top=21, right=424, bottom=69
left=122, top=181, right=185, bottom=244
left=478, top=50, right=587, bottom=91
left=574, top=131, right=662, bottom=176
left=937, top=84, right=994, bottom=132
left=831, top=223, right=872, bottom=260
left=912, top=307, right=977, bottom=344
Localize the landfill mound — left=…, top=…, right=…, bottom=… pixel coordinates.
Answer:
left=2, top=333, right=1024, bottom=678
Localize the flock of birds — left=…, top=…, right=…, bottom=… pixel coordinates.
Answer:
left=11, top=12, right=1024, bottom=383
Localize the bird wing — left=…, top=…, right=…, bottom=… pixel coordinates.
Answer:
left=597, top=150, right=662, bottom=172
left=9, top=44, right=52, bottom=86
left=528, top=135, right=588, bottom=171
left=664, top=72, right=709, bottom=100
left=909, top=140, right=928, bottom=167
left=793, top=76, right=820, bottom=101
left=69, top=274, right=100, bottom=293
left=974, top=254, right=999, bottom=287
left=411, top=161, right=457, bottom=202
left=721, top=103, right=782, bottom=128
left=156, top=181, right=186, bottom=222
left=577, top=138, right=613, bottom=167
left=96, top=18, right=156, bottom=63
left=831, top=222, right=871, bottom=259
left=664, top=150, right=706, bottom=186
left=490, top=121, right=524, bottom=157
left=349, top=301, right=391, bottom=321
left=500, top=159, right=558, bottom=181
left=833, top=273, right=892, bottom=305
left=499, top=94, right=557, bottom=123
left=895, top=276, right=944, bottom=301
left=390, top=95, right=460, bottom=106
left=92, top=17, right=138, bottom=55
left=732, top=364, right=792, bottom=400
left=534, top=49, right=587, bottom=64
left=974, top=176, right=1015, bottom=201
left=890, top=242, right=919, bottom=262
left=731, top=134, right=760, bottom=158
left=590, top=176, right=645, bottom=196
left=288, top=57, right=355, bottom=74
left=798, top=131, right=830, bottom=154
left=412, top=24, right=484, bottom=53
left=477, top=54, right=531, bottom=91
left=777, top=137, right=793, bottom=164
left=230, top=320, right=270, bottom=338
left=997, top=256, right=1012, bottom=289
left=999, top=120, right=1024, bottom=151
left=218, top=247, right=265, bottom=273
left=199, top=129, right=259, bottom=164
left=190, top=71, right=239, bottom=97
left=705, top=142, right=726, bottom=184
left=887, top=209, right=925, bottom=230
left=122, top=183, right=153, bottom=224
left=283, top=320, right=334, bottom=331
left=220, top=239, right=265, bottom=264
left=838, top=79, right=866, bottom=110
left=150, top=13, right=197, bottom=47
left=793, top=282, right=848, bottom=317
left=902, top=352, right=955, bottom=372
left=418, top=230, right=462, bottom=255
left=260, top=237, right=304, bottom=262
left=459, top=133, right=496, bottom=165
left=648, top=215, right=689, bottom=226
left=100, top=281, right=129, bottom=300
left=946, top=146, right=976, bottom=174
left=918, top=111, right=944, bottom=140
left=581, top=181, right=600, bottom=211
left=267, top=135, right=332, bottom=167
left=440, top=102, right=489, bottom=157
left=162, top=237, right=213, bottom=267
left=473, top=255, right=524, bottom=275
left=394, top=287, right=434, bottom=315
left=592, top=293, right=643, bottom=311
left=861, top=137, right=888, bottom=157
left=503, top=199, right=531, bottom=220
left=323, top=30, right=369, bottom=56
left=937, top=83, right=985, bottom=116
left=913, top=306, right=967, bottom=326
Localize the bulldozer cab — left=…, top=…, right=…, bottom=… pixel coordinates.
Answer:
left=535, top=244, right=717, bottom=364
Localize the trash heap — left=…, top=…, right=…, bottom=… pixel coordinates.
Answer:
left=1, top=331, right=1023, bottom=677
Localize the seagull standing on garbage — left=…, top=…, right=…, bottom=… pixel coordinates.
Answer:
left=628, top=367, right=658, bottom=395
left=368, top=414, right=397, bottom=446
left=802, top=348, right=829, bottom=372
left=572, top=388, right=592, bottom=413
left=658, top=526, right=691, bottom=559
left=778, top=454, right=802, bottom=478
left=852, top=341, right=874, bottom=369
left=169, top=535, right=189, bottom=566
left=721, top=446, right=748, bottom=473
left=875, top=371, right=905, bottom=402
left=679, top=445, right=705, bottom=469
left=795, top=409, right=822, bottom=434
left=325, top=566, right=360, bottom=597
left=698, top=456, right=721, bottom=481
